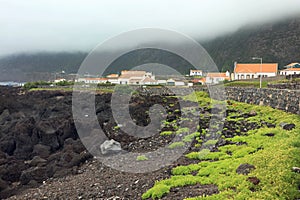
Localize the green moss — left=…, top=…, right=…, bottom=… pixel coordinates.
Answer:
left=142, top=184, right=170, bottom=199
left=136, top=155, right=149, bottom=161
left=203, top=139, right=218, bottom=146
left=176, top=127, right=190, bottom=135
left=183, top=132, right=201, bottom=142
left=168, top=142, right=185, bottom=149
left=160, top=131, right=173, bottom=136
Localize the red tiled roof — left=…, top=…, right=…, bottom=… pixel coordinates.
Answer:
left=286, top=62, right=300, bottom=67
left=107, top=74, right=119, bottom=78
left=235, top=63, right=278, bottom=73
left=192, top=78, right=206, bottom=83
left=141, top=77, right=157, bottom=83
left=119, top=70, right=147, bottom=78
left=281, top=68, right=300, bottom=71
left=206, top=73, right=229, bottom=78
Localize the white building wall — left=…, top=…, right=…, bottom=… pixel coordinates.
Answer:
left=234, top=72, right=276, bottom=80
left=280, top=71, right=300, bottom=76
left=175, top=81, right=185, bottom=86
left=206, top=77, right=225, bottom=84
left=157, top=80, right=167, bottom=85
left=108, top=78, right=120, bottom=84
left=190, top=71, right=203, bottom=76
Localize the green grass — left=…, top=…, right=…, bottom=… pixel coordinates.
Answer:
left=142, top=91, right=300, bottom=200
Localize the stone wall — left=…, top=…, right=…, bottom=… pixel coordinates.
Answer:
left=268, top=83, right=300, bottom=90
left=225, top=87, right=300, bottom=115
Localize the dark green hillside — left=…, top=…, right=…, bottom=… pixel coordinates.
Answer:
left=203, top=17, right=300, bottom=72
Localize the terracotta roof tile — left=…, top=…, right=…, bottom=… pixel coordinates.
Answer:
left=281, top=68, right=300, bottom=71
left=235, top=63, right=278, bottom=73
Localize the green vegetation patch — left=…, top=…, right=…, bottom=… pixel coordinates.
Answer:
left=136, top=155, right=149, bottom=161
left=143, top=91, right=300, bottom=200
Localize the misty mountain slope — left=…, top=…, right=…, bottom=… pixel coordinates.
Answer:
left=203, top=17, right=300, bottom=71
left=0, top=52, right=87, bottom=81
left=0, top=17, right=300, bottom=81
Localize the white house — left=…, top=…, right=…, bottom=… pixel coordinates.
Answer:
left=190, top=70, right=203, bottom=76
left=157, top=80, right=167, bottom=85
left=140, top=77, right=157, bottom=85
left=106, top=74, right=120, bottom=84
left=54, top=78, right=66, bottom=83
left=280, top=68, right=300, bottom=75
left=77, top=77, right=108, bottom=84
left=118, top=70, right=156, bottom=85
left=166, top=78, right=186, bottom=86
left=205, top=71, right=230, bottom=84
left=234, top=62, right=278, bottom=80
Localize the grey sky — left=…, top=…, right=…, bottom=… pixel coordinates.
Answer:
left=1, top=0, right=300, bottom=56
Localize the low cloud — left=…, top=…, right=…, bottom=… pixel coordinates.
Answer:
left=0, top=0, right=300, bottom=56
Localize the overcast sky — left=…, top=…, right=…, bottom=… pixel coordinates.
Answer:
left=1, top=0, right=300, bottom=56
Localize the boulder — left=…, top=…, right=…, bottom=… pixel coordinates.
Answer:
left=247, top=176, right=260, bottom=185
left=100, top=139, right=122, bottom=155
left=26, top=156, right=47, bottom=167
left=0, top=178, right=8, bottom=191
left=20, top=166, right=48, bottom=185
left=248, top=110, right=257, bottom=117
left=236, top=163, right=255, bottom=175
left=264, top=133, right=275, bottom=137
left=280, top=122, right=296, bottom=130
left=32, top=144, right=51, bottom=158
left=0, top=139, right=16, bottom=156
left=0, top=109, right=10, bottom=125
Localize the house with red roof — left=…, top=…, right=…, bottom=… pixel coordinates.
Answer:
left=280, top=63, right=300, bottom=75
left=118, top=70, right=156, bottom=85
left=234, top=62, right=278, bottom=80
left=205, top=71, right=231, bottom=84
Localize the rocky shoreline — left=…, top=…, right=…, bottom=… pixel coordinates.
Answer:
left=0, top=86, right=185, bottom=199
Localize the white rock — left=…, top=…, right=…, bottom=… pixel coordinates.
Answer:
left=100, top=139, right=122, bottom=155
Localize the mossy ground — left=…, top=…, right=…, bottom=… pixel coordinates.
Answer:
left=143, top=91, right=300, bottom=200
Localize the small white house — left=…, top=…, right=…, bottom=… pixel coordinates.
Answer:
left=190, top=70, right=203, bottom=76
left=106, top=74, right=120, bottom=84
left=54, top=78, right=66, bottom=83
left=280, top=68, right=300, bottom=75
left=77, top=78, right=108, bottom=84
left=205, top=71, right=230, bottom=84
